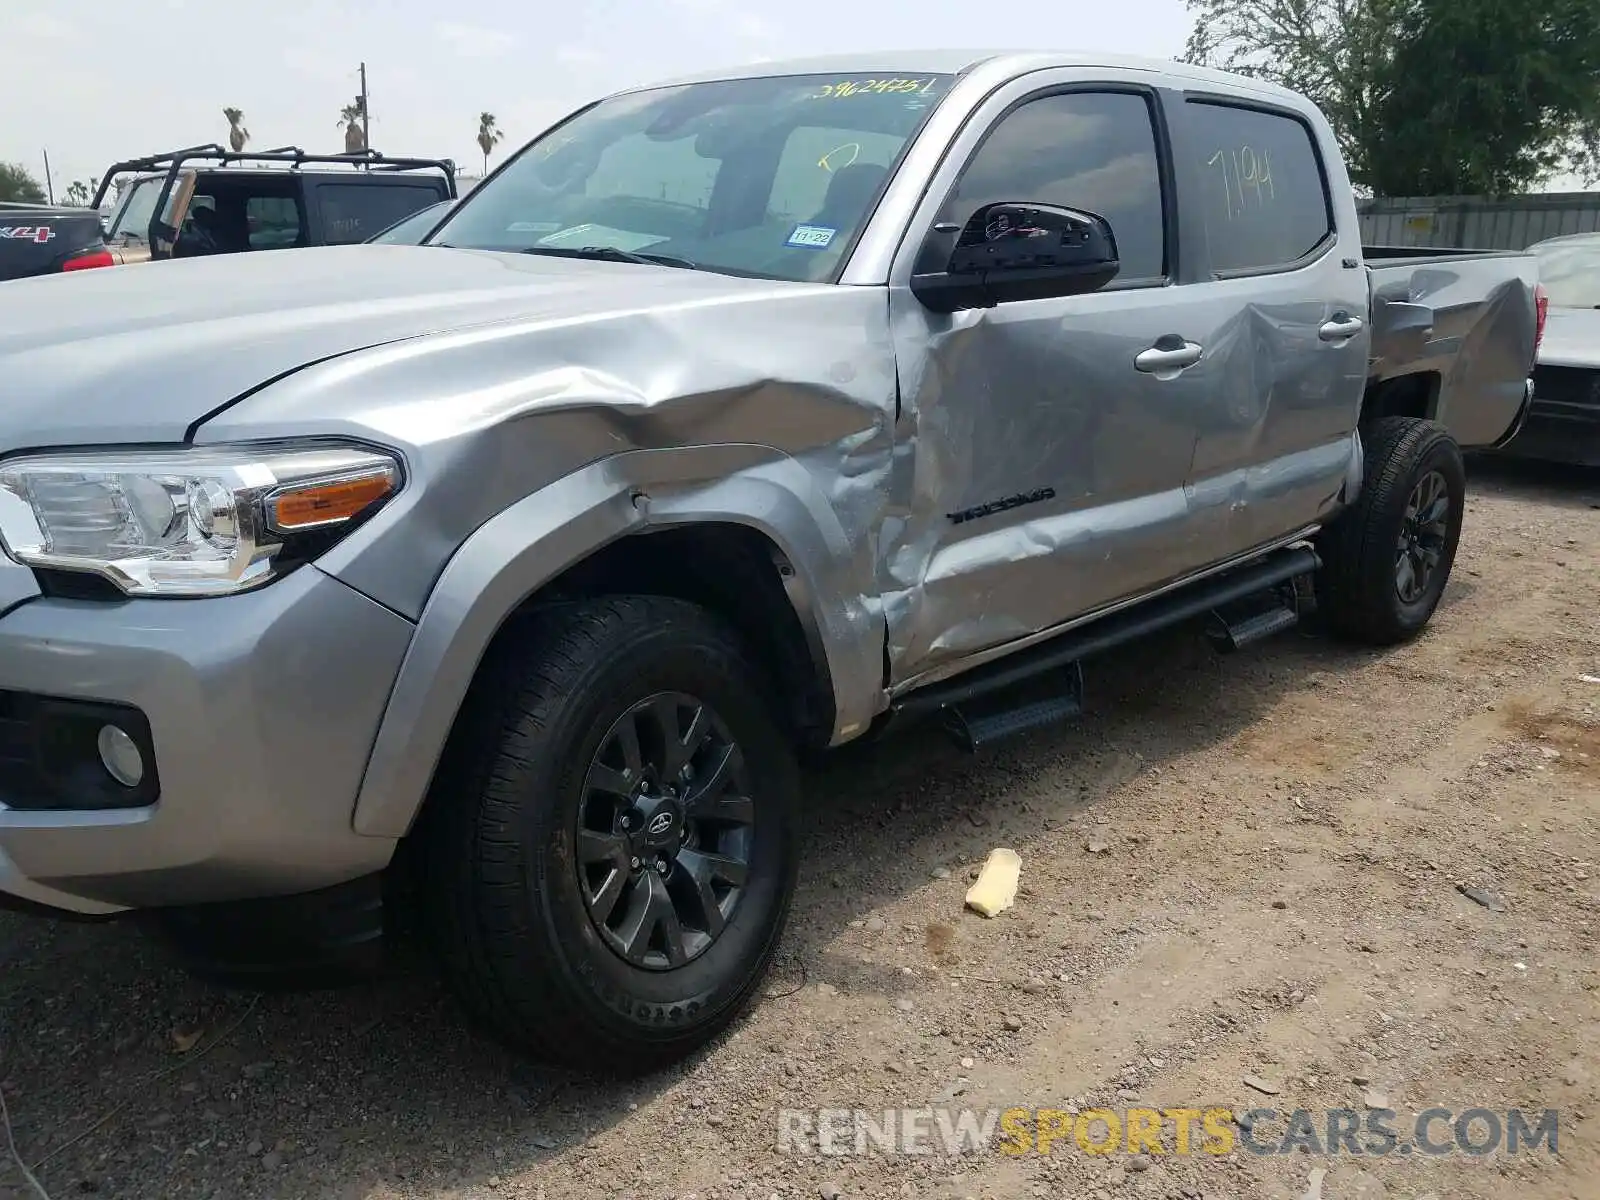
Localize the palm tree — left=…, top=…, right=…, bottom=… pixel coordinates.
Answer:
left=339, top=102, right=366, bottom=154
left=223, top=107, right=249, bottom=153
left=476, top=113, right=503, bottom=175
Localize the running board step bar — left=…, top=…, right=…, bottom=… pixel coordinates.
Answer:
left=1207, top=602, right=1301, bottom=653
left=891, top=543, right=1321, bottom=751
left=944, top=662, right=1084, bottom=752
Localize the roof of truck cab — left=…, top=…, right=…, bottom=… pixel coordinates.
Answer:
left=637, top=49, right=1304, bottom=103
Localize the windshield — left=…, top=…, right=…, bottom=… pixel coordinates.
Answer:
left=428, top=71, right=955, bottom=282
left=1531, top=234, right=1600, bottom=308
left=106, top=178, right=164, bottom=240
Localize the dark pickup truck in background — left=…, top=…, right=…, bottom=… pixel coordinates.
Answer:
left=0, top=201, right=121, bottom=280
left=0, top=145, right=457, bottom=283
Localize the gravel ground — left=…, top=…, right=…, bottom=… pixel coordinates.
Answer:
left=2, top=458, right=1597, bottom=1200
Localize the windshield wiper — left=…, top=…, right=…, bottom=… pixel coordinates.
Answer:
left=519, top=245, right=699, bottom=270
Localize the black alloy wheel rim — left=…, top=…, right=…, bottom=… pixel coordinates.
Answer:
left=1395, top=468, right=1451, bottom=605
left=577, top=692, right=756, bottom=971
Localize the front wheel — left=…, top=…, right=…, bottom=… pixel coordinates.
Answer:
left=1317, top=416, right=1467, bottom=646
left=423, top=595, right=800, bottom=1074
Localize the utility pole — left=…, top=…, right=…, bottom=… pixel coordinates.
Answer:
left=359, top=62, right=371, bottom=152
left=41, top=148, right=54, bottom=205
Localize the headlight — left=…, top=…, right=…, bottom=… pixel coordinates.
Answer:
left=0, top=442, right=401, bottom=597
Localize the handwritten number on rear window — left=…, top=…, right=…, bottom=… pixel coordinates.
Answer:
left=1206, top=146, right=1276, bottom=220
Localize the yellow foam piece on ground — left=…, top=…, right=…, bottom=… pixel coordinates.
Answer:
left=964, top=847, right=1022, bottom=917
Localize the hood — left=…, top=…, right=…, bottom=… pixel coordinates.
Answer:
left=0, top=245, right=775, bottom=449
left=1538, top=306, right=1600, bottom=370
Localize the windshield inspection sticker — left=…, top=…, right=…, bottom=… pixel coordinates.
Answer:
left=786, top=224, right=837, bottom=249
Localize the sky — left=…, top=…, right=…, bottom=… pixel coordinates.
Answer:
left=1, top=0, right=1196, bottom=197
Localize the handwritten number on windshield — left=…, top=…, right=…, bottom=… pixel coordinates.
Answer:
left=813, top=78, right=939, bottom=99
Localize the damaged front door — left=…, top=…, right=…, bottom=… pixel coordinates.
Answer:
left=885, top=78, right=1214, bottom=690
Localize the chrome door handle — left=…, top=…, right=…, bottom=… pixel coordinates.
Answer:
left=1134, top=340, right=1204, bottom=374
left=1319, top=314, right=1365, bottom=341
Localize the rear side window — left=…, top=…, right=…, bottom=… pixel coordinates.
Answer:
left=935, top=90, right=1168, bottom=282
left=248, top=196, right=302, bottom=249
left=317, top=184, right=445, bottom=245
left=1185, top=101, right=1332, bottom=274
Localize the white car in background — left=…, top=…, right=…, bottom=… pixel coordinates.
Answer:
left=1501, top=231, right=1600, bottom=466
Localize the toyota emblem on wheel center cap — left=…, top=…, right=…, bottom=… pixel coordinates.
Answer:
left=646, top=811, right=675, bottom=836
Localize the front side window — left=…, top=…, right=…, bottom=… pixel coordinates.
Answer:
left=933, top=91, right=1168, bottom=283
left=428, top=72, right=955, bottom=282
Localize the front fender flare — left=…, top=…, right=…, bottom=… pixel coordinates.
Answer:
left=351, top=445, right=883, bottom=839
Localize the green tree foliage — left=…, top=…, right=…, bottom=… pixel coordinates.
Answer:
left=1365, top=0, right=1600, bottom=194
left=62, top=179, right=93, bottom=207
left=1182, top=0, right=1600, bottom=195
left=0, top=162, right=46, bottom=203
left=1182, top=0, right=1406, bottom=190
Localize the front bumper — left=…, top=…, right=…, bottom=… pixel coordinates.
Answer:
left=0, top=561, right=413, bottom=915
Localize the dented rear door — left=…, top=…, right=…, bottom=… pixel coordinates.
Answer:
left=1168, top=86, right=1370, bottom=562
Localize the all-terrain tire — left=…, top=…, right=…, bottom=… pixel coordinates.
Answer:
left=422, top=595, right=801, bottom=1075
left=1317, top=416, right=1466, bottom=646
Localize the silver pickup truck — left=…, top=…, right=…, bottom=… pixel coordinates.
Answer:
left=0, top=51, right=1541, bottom=1072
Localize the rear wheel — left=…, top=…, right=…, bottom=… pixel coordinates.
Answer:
left=423, top=595, right=800, bottom=1074
left=1317, top=416, right=1466, bottom=645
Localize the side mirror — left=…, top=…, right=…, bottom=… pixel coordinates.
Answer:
left=911, top=202, right=1120, bottom=314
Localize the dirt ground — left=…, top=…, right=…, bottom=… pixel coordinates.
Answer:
left=2, top=458, right=1597, bottom=1200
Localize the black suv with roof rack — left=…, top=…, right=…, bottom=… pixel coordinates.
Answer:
left=0, top=144, right=456, bottom=283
